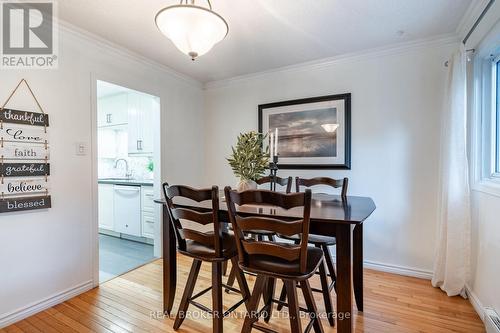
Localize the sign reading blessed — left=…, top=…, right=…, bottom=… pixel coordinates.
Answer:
left=1, top=79, right=51, bottom=213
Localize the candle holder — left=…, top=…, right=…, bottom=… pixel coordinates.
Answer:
left=268, top=155, right=279, bottom=191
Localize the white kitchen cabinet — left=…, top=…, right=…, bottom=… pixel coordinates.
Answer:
left=98, top=184, right=114, bottom=231
left=128, top=93, right=154, bottom=155
left=97, top=93, right=128, bottom=127
left=113, top=185, right=142, bottom=237
left=142, top=212, right=156, bottom=239
left=141, top=186, right=155, bottom=238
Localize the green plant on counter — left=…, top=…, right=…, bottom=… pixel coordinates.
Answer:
left=147, top=160, right=154, bottom=172
left=227, top=131, right=269, bottom=181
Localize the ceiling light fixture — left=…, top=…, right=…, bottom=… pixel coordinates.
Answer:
left=155, top=0, right=228, bottom=61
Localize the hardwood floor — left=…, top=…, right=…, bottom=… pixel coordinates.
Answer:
left=4, top=256, right=485, bottom=333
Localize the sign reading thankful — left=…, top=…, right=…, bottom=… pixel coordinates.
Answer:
left=0, top=109, right=49, bottom=127
left=1, top=79, right=51, bottom=213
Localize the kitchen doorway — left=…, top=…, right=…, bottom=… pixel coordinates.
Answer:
left=96, top=80, right=161, bottom=283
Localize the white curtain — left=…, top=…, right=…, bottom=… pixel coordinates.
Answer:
left=431, top=46, right=471, bottom=298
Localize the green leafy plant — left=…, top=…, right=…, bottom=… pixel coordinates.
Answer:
left=227, top=131, right=269, bottom=181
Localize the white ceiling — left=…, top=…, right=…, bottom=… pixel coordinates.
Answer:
left=59, top=0, right=473, bottom=83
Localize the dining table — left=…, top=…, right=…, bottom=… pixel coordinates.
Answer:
left=155, top=191, right=376, bottom=333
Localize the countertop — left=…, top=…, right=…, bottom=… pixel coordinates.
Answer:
left=98, top=178, right=154, bottom=186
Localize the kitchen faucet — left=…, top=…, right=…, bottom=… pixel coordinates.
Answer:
left=114, top=158, right=132, bottom=179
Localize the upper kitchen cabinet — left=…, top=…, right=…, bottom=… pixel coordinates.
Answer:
left=97, top=93, right=129, bottom=127
left=128, top=93, right=154, bottom=155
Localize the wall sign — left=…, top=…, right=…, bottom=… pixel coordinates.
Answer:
left=0, top=162, right=50, bottom=177
left=1, top=124, right=47, bottom=144
left=0, top=178, right=49, bottom=197
left=1, top=142, right=49, bottom=160
left=0, top=108, right=49, bottom=127
left=0, top=195, right=51, bottom=213
left=1, top=79, right=51, bottom=213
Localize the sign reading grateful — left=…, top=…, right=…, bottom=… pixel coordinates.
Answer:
left=0, top=162, right=50, bottom=177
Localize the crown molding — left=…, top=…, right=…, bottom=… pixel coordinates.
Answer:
left=204, top=33, right=459, bottom=90
left=56, top=19, right=203, bottom=90
left=456, top=0, right=491, bottom=40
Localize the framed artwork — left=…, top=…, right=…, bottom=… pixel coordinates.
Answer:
left=258, top=93, right=351, bottom=169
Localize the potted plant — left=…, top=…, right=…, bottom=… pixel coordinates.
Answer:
left=227, top=131, right=269, bottom=191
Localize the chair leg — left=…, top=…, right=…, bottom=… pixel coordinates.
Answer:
left=318, top=259, right=334, bottom=326
left=262, top=277, right=276, bottom=323
left=284, top=280, right=302, bottom=333
left=212, top=261, right=224, bottom=333
left=222, top=260, right=228, bottom=276
left=241, top=275, right=267, bottom=333
left=300, top=279, right=325, bottom=333
left=230, top=256, right=251, bottom=310
left=173, top=259, right=202, bottom=330
left=322, top=244, right=337, bottom=292
left=276, top=284, right=287, bottom=311
left=225, top=265, right=237, bottom=293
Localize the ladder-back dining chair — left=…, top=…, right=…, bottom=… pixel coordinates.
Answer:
left=277, top=176, right=348, bottom=326
left=225, top=187, right=325, bottom=333
left=225, top=176, right=293, bottom=289
left=163, top=183, right=250, bottom=333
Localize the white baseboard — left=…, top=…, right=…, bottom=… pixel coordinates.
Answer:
left=363, top=260, right=434, bottom=280
left=465, top=284, right=486, bottom=321
left=0, top=280, right=94, bottom=328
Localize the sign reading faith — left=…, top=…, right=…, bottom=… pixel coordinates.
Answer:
left=1, top=124, right=47, bottom=144
left=0, top=178, right=49, bottom=197
left=0, top=162, right=50, bottom=177
left=0, top=195, right=51, bottom=213
left=0, top=142, right=49, bottom=160
left=0, top=109, right=49, bottom=127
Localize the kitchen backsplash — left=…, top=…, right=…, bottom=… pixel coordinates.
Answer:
left=99, top=156, right=154, bottom=180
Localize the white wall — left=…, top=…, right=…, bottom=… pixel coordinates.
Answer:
left=0, top=25, right=204, bottom=326
left=203, top=40, right=458, bottom=275
left=470, top=191, right=500, bottom=314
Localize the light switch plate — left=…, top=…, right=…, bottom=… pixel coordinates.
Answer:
left=76, top=142, right=87, bottom=156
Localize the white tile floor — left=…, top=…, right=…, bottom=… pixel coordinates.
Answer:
left=99, top=234, right=155, bottom=283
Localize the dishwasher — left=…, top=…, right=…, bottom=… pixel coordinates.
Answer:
left=113, top=185, right=141, bottom=237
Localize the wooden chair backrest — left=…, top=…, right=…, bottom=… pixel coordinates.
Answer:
left=256, top=176, right=293, bottom=193
left=296, top=177, right=348, bottom=199
left=163, top=183, right=222, bottom=257
left=224, top=187, right=312, bottom=273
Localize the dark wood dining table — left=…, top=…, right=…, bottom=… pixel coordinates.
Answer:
left=155, top=192, right=376, bottom=333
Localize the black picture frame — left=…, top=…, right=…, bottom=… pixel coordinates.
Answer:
left=258, top=93, right=351, bottom=170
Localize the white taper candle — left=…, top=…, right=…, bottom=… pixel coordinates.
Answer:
left=274, top=128, right=278, bottom=156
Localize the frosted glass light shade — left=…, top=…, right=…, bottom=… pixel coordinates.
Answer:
left=155, top=5, right=228, bottom=60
